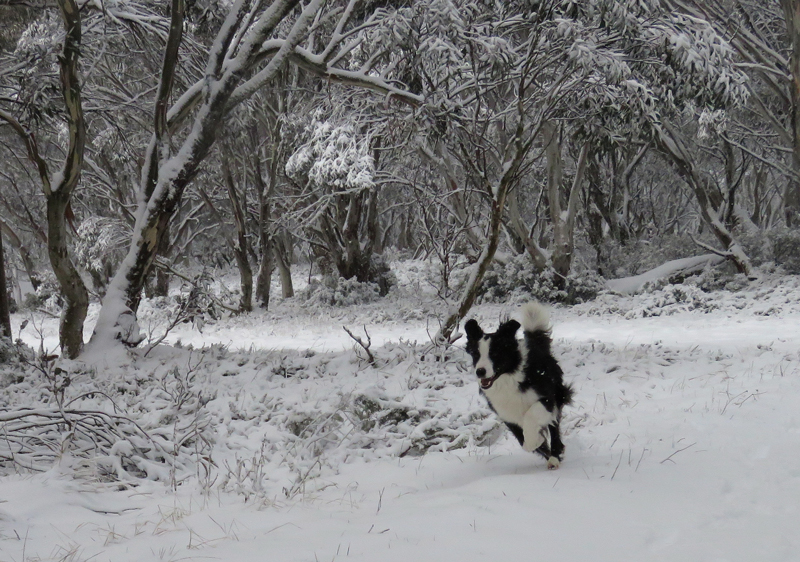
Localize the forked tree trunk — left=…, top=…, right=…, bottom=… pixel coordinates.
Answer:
left=92, top=0, right=307, bottom=346
left=506, top=190, right=548, bottom=271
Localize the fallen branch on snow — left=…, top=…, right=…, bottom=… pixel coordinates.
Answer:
left=607, top=254, right=726, bottom=295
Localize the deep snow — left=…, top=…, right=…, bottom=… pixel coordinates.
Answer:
left=1, top=264, right=799, bottom=562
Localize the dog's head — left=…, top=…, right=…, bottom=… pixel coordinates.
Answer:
left=464, top=318, right=522, bottom=390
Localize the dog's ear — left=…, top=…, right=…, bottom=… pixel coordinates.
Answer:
left=464, top=319, right=483, bottom=341
left=496, top=319, right=521, bottom=337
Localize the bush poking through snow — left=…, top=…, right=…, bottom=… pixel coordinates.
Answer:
left=301, top=277, right=383, bottom=307
left=0, top=356, right=213, bottom=486
left=479, top=255, right=605, bottom=304
left=1, top=339, right=500, bottom=500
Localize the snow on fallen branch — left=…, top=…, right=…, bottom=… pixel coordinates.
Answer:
left=0, top=407, right=172, bottom=479
left=0, top=359, right=213, bottom=486
left=607, top=254, right=726, bottom=295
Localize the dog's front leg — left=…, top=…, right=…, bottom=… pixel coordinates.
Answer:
left=520, top=402, right=551, bottom=453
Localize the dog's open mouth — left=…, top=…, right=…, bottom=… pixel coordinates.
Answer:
left=480, top=374, right=502, bottom=390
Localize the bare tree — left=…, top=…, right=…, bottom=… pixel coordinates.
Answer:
left=0, top=0, right=88, bottom=358
left=93, top=0, right=421, bottom=347
left=669, top=0, right=800, bottom=226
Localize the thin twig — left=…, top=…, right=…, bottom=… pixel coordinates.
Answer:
left=660, top=442, right=696, bottom=464
left=343, top=325, right=375, bottom=365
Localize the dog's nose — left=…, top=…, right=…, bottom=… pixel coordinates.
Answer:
left=476, top=367, right=486, bottom=378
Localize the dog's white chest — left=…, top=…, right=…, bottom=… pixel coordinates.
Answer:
left=482, top=374, right=539, bottom=425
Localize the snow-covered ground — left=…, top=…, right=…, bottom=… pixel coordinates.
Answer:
left=2, top=264, right=799, bottom=562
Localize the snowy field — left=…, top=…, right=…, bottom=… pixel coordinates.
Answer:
left=2, top=264, right=800, bottom=562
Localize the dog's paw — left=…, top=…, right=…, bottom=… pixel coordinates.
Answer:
left=546, top=457, right=560, bottom=470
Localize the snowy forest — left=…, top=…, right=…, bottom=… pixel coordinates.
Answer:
left=1, top=1, right=799, bottom=561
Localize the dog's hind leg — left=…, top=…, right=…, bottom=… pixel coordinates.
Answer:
left=520, top=403, right=548, bottom=453
left=544, top=423, right=566, bottom=469
left=532, top=428, right=563, bottom=470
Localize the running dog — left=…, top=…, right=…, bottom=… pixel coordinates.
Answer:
left=464, top=303, right=573, bottom=469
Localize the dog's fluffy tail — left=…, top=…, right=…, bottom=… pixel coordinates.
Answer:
left=521, top=302, right=550, bottom=333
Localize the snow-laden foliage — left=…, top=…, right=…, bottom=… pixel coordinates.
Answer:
left=14, top=12, right=63, bottom=58
left=285, top=116, right=374, bottom=191
left=74, top=217, right=131, bottom=291
left=361, top=0, right=748, bottom=152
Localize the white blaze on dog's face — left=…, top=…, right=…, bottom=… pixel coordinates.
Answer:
left=464, top=318, right=522, bottom=390
left=474, top=338, right=494, bottom=380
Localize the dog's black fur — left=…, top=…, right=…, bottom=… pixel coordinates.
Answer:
left=464, top=304, right=573, bottom=467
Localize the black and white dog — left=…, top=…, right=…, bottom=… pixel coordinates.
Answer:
left=465, top=303, right=573, bottom=469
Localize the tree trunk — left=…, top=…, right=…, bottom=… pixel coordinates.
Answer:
left=657, top=125, right=756, bottom=278
left=48, top=195, right=89, bottom=358
left=255, top=238, right=274, bottom=309
left=51, top=0, right=89, bottom=358
left=783, top=0, right=800, bottom=226
left=437, top=115, right=534, bottom=342
left=154, top=222, right=171, bottom=297
left=274, top=233, right=294, bottom=298
left=0, top=230, right=11, bottom=341
left=545, top=122, right=589, bottom=288
left=254, top=137, right=275, bottom=310
left=222, top=152, right=253, bottom=312
left=0, top=0, right=89, bottom=357
left=437, top=186, right=510, bottom=343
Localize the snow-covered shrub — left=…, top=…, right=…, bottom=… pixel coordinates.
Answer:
left=210, top=341, right=502, bottom=501
left=713, top=227, right=800, bottom=274
left=301, top=276, right=383, bottom=307
left=734, top=228, right=774, bottom=268
left=769, top=228, right=800, bottom=274
left=683, top=269, right=750, bottom=293
left=621, top=283, right=718, bottom=318
left=176, top=271, right=221, bottom=332
left=22, top=274, right=61, bottom=312
left=0, top=355, right=214, bottom=484
left=0, top=339, right=32, bottom=379
left=367, top=253, right=397, bottom=296
left=478, top=255, right=605, bottom=304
